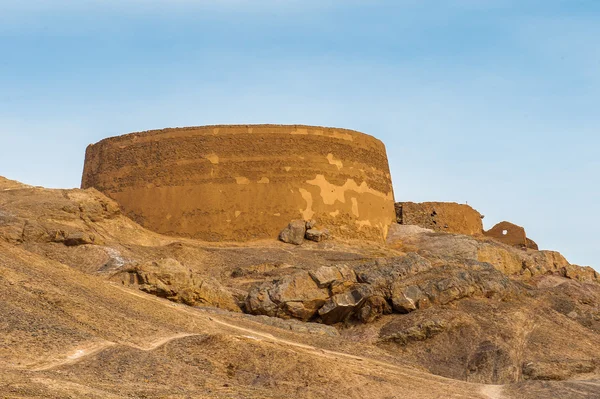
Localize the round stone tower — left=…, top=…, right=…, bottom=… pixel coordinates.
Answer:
left=82, top=125, right=396, bottom=242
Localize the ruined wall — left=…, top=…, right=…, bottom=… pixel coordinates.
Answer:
left=484, top=221, right=539, bottom=250
left=396, top=202, right=484, bottom=236
left=82, top=125, right=396, bottom=242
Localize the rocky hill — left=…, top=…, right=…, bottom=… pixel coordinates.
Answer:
left=0, top=176, right=598, bottom=398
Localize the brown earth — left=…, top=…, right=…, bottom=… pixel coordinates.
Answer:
left=396, top=201, right=484, bottom=236
left=1, top=176, right=599, bottom=398
left=81, top=125, right=396, bottom=243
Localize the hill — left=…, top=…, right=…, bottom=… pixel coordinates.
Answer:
left=0, top=177, right=598, bottom=398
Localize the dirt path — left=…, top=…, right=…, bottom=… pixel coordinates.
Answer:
left=480, top=385, right=504, bottom=399
left=29, top=332, right=199, bottom=371
left=28, top=283, right=506, bottom=398
left=31, top=341, right=117, bottom=371
left=110, top=284, right=510, bottom=398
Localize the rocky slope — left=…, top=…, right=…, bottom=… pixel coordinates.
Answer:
left=0, top=176, right=598, bottom=398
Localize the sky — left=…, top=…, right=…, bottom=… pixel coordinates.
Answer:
left=0, top=0, right=598, bottom=269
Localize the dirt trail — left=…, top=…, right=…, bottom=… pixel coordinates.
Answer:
left=29, top=333, right=201, bottom=372
left=24, top=283, right=506, bottom=398
left=31, top=341, right=117, bottom=371
left=480, top=385, right=504, bottom=399
left=110, top=284, right=503, bottom=397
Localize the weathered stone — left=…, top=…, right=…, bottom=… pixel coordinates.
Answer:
left=391, top=285, right=423, bottom=313
left=466, top=341, right=514, bottom=384
left=305, top=228, right=330, bottom=242
left=113, top=258, right=241, bottom=312
left=246, top=271, right=330, bottom=321
left=355, top=253, right=432, bottom=298
left=245, top=285, right=278, bottom=316
left=21, top=221, right=50, bottom=242
left=309, top=265, right=356, bottom=289
left=521, top=250, right=574, bottom=278
left=477, top=243, right=524, bottom=275
left=310, top=266, right=342, bottom=287
left=278, top=220, right=306, bottom=245
left=357, top=295, right=391, bottom=323
left=305, top=219, right=317, bottom=230
left=318, top=285, right=371, bottom=324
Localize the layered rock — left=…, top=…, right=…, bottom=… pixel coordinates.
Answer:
left=112, top=258, right=241, bottom=312
left=388, top=225, right=599, bottom=283
left=244, top=255, right=516, bottom=324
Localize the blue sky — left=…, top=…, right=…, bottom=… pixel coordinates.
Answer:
left=0, top=1, right=598, bottom=269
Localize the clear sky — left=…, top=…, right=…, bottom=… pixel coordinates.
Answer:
left=0, top=1, right=598, bottom=269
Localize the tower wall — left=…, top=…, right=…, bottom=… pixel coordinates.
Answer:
left=82, top=125, right=396, bottom=242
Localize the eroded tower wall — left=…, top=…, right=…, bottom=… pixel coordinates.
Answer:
left=82, top=125, right=396, bottom=242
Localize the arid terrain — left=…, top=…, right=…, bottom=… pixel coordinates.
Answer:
left=1, top=175, right=599, bottom=398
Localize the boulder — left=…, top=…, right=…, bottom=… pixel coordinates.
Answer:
left=245, top=285, right=279, bottom=317
left=305, top=228, right=330, bottom=242
left=246, top=271, right=330, bottom=321
left=318, top=285, right=371, bottom=324
left=278, top=220, right=306, bottom=245
left=391, top=285, right=423, bottom=313
left=309, top=265, right=356, bottom=291
left=270, top=271, right=330, bottom=320
left=356, top=295, right=391, bottom=323
left=305, top=219, right=317, bottom=230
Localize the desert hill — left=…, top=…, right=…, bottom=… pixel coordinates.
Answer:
left=0, top=176, right=598, bottom=398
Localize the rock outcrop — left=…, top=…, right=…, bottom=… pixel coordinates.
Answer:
left=1, top=175, right=599, bottom=397
left=111, top=258, right=241, bottom=312
left=244, top=254, right=517, bottom=324
left=389, top=225, right=598, bottom=283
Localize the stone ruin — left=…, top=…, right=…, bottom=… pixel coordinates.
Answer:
left=483, top=221, right=539, bottom=250
left=82, top=124, right=540, bottom=249
left=395, top=202, right=484, bottom=236
left=395, top=202, right=539, bottom=250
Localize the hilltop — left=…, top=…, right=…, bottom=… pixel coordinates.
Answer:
left=0, top=176, right=598, bottom=398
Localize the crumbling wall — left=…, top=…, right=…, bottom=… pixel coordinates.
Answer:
left=484, top=221, right=538, bottom=250
left=82, top=125, right=396, bottom=242
left=396, top=202, right=484, bottom=236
